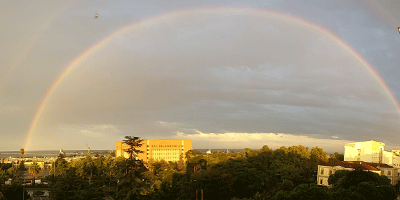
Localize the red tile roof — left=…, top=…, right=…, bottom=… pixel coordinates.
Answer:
left=321, top=161, right=392, bottom=171
left=367, top=162, right=393, bottom=168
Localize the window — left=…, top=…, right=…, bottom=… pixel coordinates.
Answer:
left=320, top=179, right=323, bottom=184
left=321, top=169, right=324, bottom=175
left=388, top=171, right=391, bottom=176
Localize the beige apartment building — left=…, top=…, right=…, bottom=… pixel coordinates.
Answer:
left=115, top=139, right=192, bottom=162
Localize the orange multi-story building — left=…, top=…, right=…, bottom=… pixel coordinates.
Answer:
left=115, top=139, right=192, bottom=162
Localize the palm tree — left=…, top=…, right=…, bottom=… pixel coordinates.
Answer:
left=20, top=148, right=24, bottom=159
left=28, top=162, right=40, bottom=186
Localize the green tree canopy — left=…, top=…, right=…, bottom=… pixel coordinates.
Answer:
left=28, top=161, right=41, bottom=186
left=350, top=182, right=396, bottom=200
left=331, top=169, right=390, bottom=189
left=122, top=136, right=144, bottom=161
left=260, top=145, right=271, bottom=153
left=272, top=183, right=329, bottom=200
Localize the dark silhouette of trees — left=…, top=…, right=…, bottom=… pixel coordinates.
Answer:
left=46, top=142, right=398, bottom=200
left=328, top=152, right=344, bottom=163
left=329, top=169, right=391, bottom=189
left=272, top=183, right=330, bottom=200
left=123, top=136, right=144, bottom=161
left=116, top=136, right=148, bottom=200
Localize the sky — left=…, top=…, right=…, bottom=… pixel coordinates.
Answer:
left=1, top=0, right=400, bottom=153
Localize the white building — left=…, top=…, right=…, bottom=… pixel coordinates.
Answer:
left=317, top=161, right=398, bottom=186
left=344, top=140, right=400, bottom=168
left=344, top=140, right=384, bottom=162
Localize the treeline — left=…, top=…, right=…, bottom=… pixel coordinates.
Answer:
left=49, top=140, right=344, bottom=200
left=0, top=138, right=362, bottom=200
left=177, top=145, right=340, bottom=200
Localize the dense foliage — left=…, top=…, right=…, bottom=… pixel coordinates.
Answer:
left=4, top=137, right=396, bottom=200
left=272, top=170, right=396, bottom=200
left=45, top=142, right=341, bottom=200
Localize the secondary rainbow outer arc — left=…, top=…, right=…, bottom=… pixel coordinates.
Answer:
left=364, top=0, right=398, bottom=28
left=23, top=7, right=400, bottom=150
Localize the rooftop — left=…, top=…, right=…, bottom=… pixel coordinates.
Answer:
left=322, top=161, right=393, bottom=171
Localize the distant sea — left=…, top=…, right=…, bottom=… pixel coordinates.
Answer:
left=0, top=150, right=111, bottom=159
left=0, top=149, right=245, bottom=159
left=194, top=149, right=245, bottom=153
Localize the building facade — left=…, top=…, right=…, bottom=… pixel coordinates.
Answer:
left=344, top=140, right=385, bottom=162
left=318, top=140, right=400, bottom=187
left=115, top=139, right=192, bottom=162
left=344, top=140, right=400, bottom=169
left=317, top=161, right=398, bottom=186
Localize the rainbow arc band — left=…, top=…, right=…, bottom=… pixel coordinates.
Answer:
left=23, top=8, right=400, bottom=150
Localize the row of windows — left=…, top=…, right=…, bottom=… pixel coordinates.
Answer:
left=382, top=170, right=392, bottom=176
left=153, top=153, right=179, bottom=156
left=320, top=168, right=333, bottom=175
left=150, top=145, right=183, bottom=148
left=153, top=149, right=179, bottom=151
left=322, top=168, right=395, bottom=176
left=153, top=157, right=180, bottom=160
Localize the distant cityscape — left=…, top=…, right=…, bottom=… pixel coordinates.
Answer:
left=0, top=149, right=245, bottom=159
left=1, top=138, right=400, bottom=199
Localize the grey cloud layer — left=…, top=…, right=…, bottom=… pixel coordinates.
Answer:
left=1, top=1, right=400, bottom=150
left=34, top=12, right=397, bottom=149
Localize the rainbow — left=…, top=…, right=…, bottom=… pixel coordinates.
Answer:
left=23, top=7, right=400, bottom=150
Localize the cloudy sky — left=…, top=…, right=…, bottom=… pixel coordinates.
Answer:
left=1, top=0, right=400, bottom=152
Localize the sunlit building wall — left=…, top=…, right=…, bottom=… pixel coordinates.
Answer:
left=344, top=140, right=400, bottom=169
left=344, top=140, right=385, bottom=162
left=115, top=139, right=192, bottom=162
